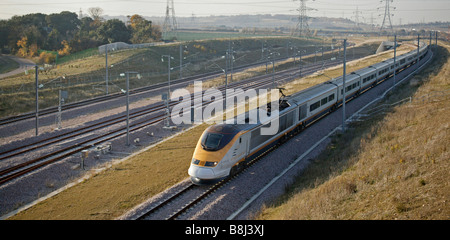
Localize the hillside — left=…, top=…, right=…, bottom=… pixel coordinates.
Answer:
left=257, top=42, right=450, bottom=220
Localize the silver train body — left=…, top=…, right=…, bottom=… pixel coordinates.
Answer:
left=188, top=42, right=429, bottom=184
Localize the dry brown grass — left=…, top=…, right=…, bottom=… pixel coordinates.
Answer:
left=257, top=42, right=450, bottom=220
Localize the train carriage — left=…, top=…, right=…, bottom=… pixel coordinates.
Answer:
left=352, top=67, right=377, bottom=90
left=188, top=41, right=430, bottom=184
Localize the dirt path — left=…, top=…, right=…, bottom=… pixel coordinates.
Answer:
left=0, top=55, right=35, bottom=79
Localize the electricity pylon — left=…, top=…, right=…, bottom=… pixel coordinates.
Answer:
left=293, top=0, right=316, bottom=38
left=379, top=0, right=396, bottom=34
left=163, top=0, right=178, bottom=40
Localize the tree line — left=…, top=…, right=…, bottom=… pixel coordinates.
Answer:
left=0, top=8, right=161, bottom=63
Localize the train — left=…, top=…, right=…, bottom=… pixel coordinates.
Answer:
left=188, top=41, right=429, bottom=185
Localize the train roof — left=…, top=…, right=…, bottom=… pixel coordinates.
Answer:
left=287, top=83, right=335, bottom=105
left=351, top=66, right=375, bottom=76
left=222, top=109, right=269, bottom=133
left=206, top=124, right=243, bottom=135
left=371, top=60, right=390, bottom=69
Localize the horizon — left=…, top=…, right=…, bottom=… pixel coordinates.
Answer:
left=1, top=0, right=450, bottom=25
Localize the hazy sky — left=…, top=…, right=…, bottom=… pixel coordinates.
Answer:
left=1, top=0, right=449, bottom=24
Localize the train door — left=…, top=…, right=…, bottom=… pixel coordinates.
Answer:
left=242, top=132, right=251, bottom=158
left=233, top=133, right=249, bottom=163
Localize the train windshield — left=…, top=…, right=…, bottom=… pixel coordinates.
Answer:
left=201, top=133, right=223, bottom=151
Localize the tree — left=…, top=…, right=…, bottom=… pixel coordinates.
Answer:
left=16, top=36, right=29, bottom=57
left=45, top=29, right=62, bottom=50
left=16, top=36, right=37, bottom=57
left=128, top=14, right=161, bottom=43
left=7, top=13, right=47, bottom=53
left=88, top=7, right=104, bottom=27
left=46, top=11, right=80, bottom=40
left=0, top=20, right=8, bottom=53
left=79, top=17, right=95, bottom=37
left=58, top=40, right=71, bottom=56
left=2, top=11, right=162, bottom=56
left=96, top=19, right=131, bottom=44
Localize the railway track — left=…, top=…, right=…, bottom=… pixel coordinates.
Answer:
left=0, top=59, right=332, bottom=160
left=0, top=69, right=225, bottom=126
left=0, top=58, right=352, bottom=186
left=136, top=134, right=276, bottom=220
left=0, top=55, right=316, bottom=126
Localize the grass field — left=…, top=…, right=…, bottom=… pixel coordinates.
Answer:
left=256, top=43, right=449, bottom=220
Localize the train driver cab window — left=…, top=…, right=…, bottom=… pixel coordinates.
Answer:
left=201, top=133, right=223, bottom=151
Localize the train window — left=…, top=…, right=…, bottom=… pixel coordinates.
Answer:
left=310, top=101, right=321, bottom=112
left=328, top=94, right=335, bottom=102
left=201, top=133, right=223, bottom=151
left=321, top=97, right=328, bottom=105
left=201, top=126, right=238, bottom=151
left=239, top=138, right=242, bottom=143
left=379, top=68, right=388, bottom=75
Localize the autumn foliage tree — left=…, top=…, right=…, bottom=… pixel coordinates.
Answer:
left=58, top=40, right=71, bottom=56
left=16, top=36, right=38, bottom=57
left=129, top=14, right=161, bottom=43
